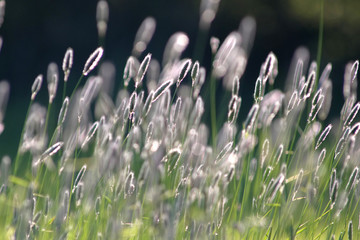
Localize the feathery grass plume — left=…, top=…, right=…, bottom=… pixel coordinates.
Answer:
left=302, top=121, right=321, bottom=148
left=261, top=52, right=278, bottom=85
left=350, top=122, right=360, bottom=138
left=307, top=88, right=324, bottom=123
left=98, top=61, right=115, bottom=95
left=31, top=75, right=42, bottom=100
left=96, top=0, right=109, bottom=38
left=232, top=76, right=240, bottom=97
left=286, top=90, right=298, bottom=116
left=199, top=0, right=220, bottom=29
left=267, top=173, right=285, bottom=203
left=152, top=80, right=173, bottom=102
left=284, top=47, right=309, bottom=92
left=34, top=141, right=63, bottom=166
left=47, top=62, right=59, bottom=104
left=316, top=148, right=326, bottom=173
left=83, top=47, right=104, bottom=76
left=244, top=103, right=259, bottom=133
left=188, top=96, right=205, bottom=129
left=215, top=141, right=233, bottom=164
left=318, top=63, right=332, bottom=86
left=292, top=169, right=303, bottom=201
left=57, top=97, right=69, bottom=126
left=193, top=67, right=206, bottom=98
left=124, top=172, right=135, bottom=198
left=54, top=190, right=69, bottom=226
left=319, top=78, right=332, bottom=120
left=345, top=167, right=358, bottom=193
left=162, top=32, right=189, bottom=66
left=135, top=53, right=151, bottom=89
left=81, top=121, right=99, bottom=149
left=227, top=95, right=241, bottom=124
left=249, top=158, right=257, bottom=181
left=260, top=138, right=269, bottom=168
left=344, top=60, right=359, bottom=99
left=292, top=60, right=303, bottom=91
left=315, top=124, right=332, bottom=150
left=80, top=76, right=103, bottom=108
left=164, top=147, right=181, bottom=173
left=95, top=93, right=115, bottom=118
left=213, top=32, right=240, bottom=77
left=171, top=97, right=182, bottom=125
left=344, top=102, right=360, bottom=129
left=350, top=60, right=359, bottom=83
left=348, top=221, right=353, bottom=240
left=254, top=77, right=263, bottom=103
left=258, top=90, right=284, bottom=127
left=341, top=95, right=356, bottom=123
left=123, top=56, right=136, bottom=87
left=128, top=91, right=137, bottom=114
left=210, top=36, right=220, bottom=54
left=304, top=68, right=316, bottom=99
left=0, top=80, right=9, bottom=134
left=146, top=59, right=160, bottom=91
left=273, top=144, right=284, bottom=165
left=239, top=16, right=256, bottom=55
left=191, top=61, right=200, bottom=87
left=329, top=169, right=337, bottom=197
left=177, top=58, right=192, bottom=87
left=132, top=17, right=156, bottom=56
left=72, top=165, right=87, bottom=193
left=62, top=48, right=73, bottom=82
left=0, top=0, right=4, bottom=28
left=21, top=103, right=46, bottom=152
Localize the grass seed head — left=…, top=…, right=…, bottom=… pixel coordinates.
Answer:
left=47, top=62, right=59, bottom=104
left=31, top=75, right=43, bottom=101
left=133, top=17, right=156, bottom=56
left=62, top=48, right=73, bottom=82
left=83, top=47, right=104, bottom=76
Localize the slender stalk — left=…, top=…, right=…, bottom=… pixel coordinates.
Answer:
left=315, top=0, right=324, bottom=87
left=62, top=81, right=67, bottom=102
left=210, top=72, right=217, bottom=150
left=70, top=75, right=84, bottom=100
left=43, top=102, right=52, bottom=141
left=13, top=99, right=33, bottom=175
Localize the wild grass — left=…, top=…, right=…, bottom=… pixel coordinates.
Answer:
left=0, top=0, right=359, bottom=239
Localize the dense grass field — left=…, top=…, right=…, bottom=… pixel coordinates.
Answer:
left=0, top=0, right=360, bottom=239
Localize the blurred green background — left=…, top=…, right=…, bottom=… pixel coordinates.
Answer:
left=0, top=0, right=359, bottom=158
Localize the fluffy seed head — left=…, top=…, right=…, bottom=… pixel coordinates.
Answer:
left=57, top=97, right=69, bottom=126
left=83, top=47, right=104, bottom=76
left=191, top=61, right=200, bottom=87
left=62, top=48, right=73, bottom=82
left=177, top=59, right=192, bottom=87
left=31, top=74, right=43, bottom=100
left=315, top=124, right=332, bottom=150
left=133, top=17, right=156, bottom=56
left=47, top=62, right=59, bottom=104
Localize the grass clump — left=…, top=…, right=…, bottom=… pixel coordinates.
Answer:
left=0, top=0, right=359, bottom=239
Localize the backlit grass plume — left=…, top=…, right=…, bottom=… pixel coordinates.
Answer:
left=0, top=0, right=359, bottom=239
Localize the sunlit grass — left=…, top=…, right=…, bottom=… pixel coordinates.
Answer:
left=0, top=0, right=359, bottom=239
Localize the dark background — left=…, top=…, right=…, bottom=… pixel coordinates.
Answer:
left=0, top=0, right=360, bottom=158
